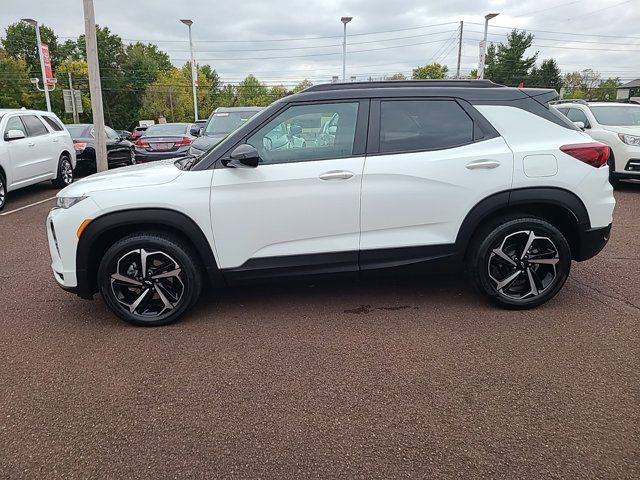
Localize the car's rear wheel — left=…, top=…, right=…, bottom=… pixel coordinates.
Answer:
left=129, top=148, right=137, bottom=165
left=468, top=216, right=571, bottom=309
left=52, top=154, right=74, bottom=188
left=0, top=173, right=6, bottom=211
left=608, top=151, right=621, bottom=189
left=98, top=232, right=203, bottom=326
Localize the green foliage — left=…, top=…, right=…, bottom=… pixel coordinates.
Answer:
left=412, top=63, right=448, bottom=79
left=562, top=69, right=605, bottom=99
left=528, top=58, right=562, bottom=91
left=594, top=77, right=621, bottom=101
left=388, top=73, right=407, bottom=81
left=0, top=48, right=36, bottom=108
left=2, top=21, right=60, bottom=73
left=484, top=30, right=537, bottom=86
left=291, top=79, right=313, bottom=93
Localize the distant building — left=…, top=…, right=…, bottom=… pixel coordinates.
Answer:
left=616, top=79, right=640, bottom=103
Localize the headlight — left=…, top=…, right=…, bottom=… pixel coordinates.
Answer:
left=618, top=133, right=640, bottom=146
left=56, top=196, right=87, bottom=209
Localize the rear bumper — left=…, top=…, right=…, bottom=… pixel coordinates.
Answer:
left=575, top=224, right=612, bottom=261
left=134, top=148, right=190, bottom=163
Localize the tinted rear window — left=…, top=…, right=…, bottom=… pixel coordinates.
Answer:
left=379, top=100, right=474, bottom=153
left=42, top=116, right=64, bottom=131
left=144, top=124, right=189, bottom=136
left=65, top=125, right=88, bottom=137
left=21, top=115, right=49, bottom=137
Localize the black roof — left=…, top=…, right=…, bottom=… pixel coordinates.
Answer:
left=285, top=80, right=555, bottom=104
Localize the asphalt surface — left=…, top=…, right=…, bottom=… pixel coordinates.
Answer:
left=1, top=180, right=639, bottom=479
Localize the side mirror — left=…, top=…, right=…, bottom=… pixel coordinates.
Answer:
left=5, top=129, right=26, bottom=141
left=573, top=121, right=585, bottom=130
left=190, top=127, right=201, bottom=136
left=223, top=144, right=259, bottom=168
left=199, top=127, right=204, bottom=136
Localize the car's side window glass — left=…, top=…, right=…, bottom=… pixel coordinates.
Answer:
left=567, top=108, right=590, bottom=127
left=105, top=127, right=120, bottom=140
left=42, top=116, right=64, bottom=132
left=379, top=100, right=474, bottom=153
left=246, top=102, right=359, bottom=164
left=4, top=116, right=28, bottom=140
left=21, top=115, right=49, bottom=137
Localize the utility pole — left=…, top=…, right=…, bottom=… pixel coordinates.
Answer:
left=22, top=19, right=51, bottom=111
left=82, top=0, right=108, bottom=172
left=478, top=13, right=499, bottom=80
left=68, top=72, right=79, bottom=124
left=455, top=21, right=464, bottom=79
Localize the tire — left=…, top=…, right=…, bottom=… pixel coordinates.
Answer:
left=608, top=151, right=621, bottom=189
left=129, top=148, right=137, bottom=165
left=98, top=232, right=203, bottom=326
left=468, top=216, right=571, bottom=310
left=52, top=154, right=74, bottom=188
left=0, top=172, right=6, bottom=211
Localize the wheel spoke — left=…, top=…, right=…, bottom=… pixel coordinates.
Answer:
left=496, top=270, right=522, bottom=291
left=154, top=284, right=175, bottom=312
left=152, top=268, right=181, bottom=279
left=526, top=268, right=539, bottom=296
left=528, top=257, right=559, bottom=265
left=520, top=230, right=536, bottom=259
left=139, top=249, right=149, bottom=276
left=111, top=273, right=142, bottom=286
left=491, top=247, right=517, bottom=266
left=129, top=288, right=151, bottom=313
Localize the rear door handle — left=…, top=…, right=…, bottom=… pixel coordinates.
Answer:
left=319, top=170, right=354, bottom=180
left=27, top=142, right=35, bottom=147
left=466, top=159, right=501, bottom=169
left=52, top=138, right=59, bottom=143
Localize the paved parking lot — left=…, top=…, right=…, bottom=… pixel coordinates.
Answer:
left=1, top=181, right=638, bottom=479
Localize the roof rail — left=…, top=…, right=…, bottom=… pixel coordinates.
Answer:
left=550, top=99, right=588, bottom=105
left=303, top=79, right=504, bottom=92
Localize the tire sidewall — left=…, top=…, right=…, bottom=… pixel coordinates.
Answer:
left=472, top=218, right=571, bottom=309
left=54, top=155, right=74, bottom=188
left=0, top=173, right=6, bottom=211
left=98, top=234, right=202, bottom=326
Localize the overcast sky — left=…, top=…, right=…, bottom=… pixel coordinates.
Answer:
left=2, top=0, right=639, bottom=86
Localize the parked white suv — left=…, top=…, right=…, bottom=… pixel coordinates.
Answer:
left=0, top=109, right=75, bottom=210
left=554, top=100, right=640, bottom=187
left=47, top=81, right=615, bottom=326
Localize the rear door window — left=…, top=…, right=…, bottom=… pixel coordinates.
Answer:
left=21, top=115, right=49, bottom=137
left=378, top=100, right=474, bottom=153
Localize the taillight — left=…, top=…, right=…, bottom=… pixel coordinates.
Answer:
left=174, top=136, right=192, bottom=146
left=73, top=142, right=87, bottom=151
left=134, top=139, right=149, bottom=147
left=560, top=143, right=609, bottom=168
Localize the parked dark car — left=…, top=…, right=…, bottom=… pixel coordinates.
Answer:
left=189, top=107, right=262, bottom=156
left=65, top=123, right=135, bottom=171
left=129, top=125, right=149, bottom=142
left=116, top=129, right=132, bottom=140
left=133, top=122, right=197, bottom=163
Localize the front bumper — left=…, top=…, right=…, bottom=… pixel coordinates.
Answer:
left=574, top=224, right=612, bottom=262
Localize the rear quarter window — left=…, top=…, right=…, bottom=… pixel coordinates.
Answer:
left=42, top=115, right=64, bottom=132
left=379, top=100, right=474, bottom=153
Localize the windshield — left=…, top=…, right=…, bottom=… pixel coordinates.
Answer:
left=205, top=111, right=258, bottom=136
left=590, top=106, right=640, bottom=126
left=144, top=124, right=189, bottom=136
left=65, top=125, right=88, bottom=137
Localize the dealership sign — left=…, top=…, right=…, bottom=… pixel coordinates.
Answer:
left=41, top=43, right=55, bottom=86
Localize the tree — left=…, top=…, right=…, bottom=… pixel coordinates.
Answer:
left=388, top=73, right=407, bottom=80
left=292, top=79, right=313, bottom=93
left=269, top=85, right=289, bottom=101
left=528, top=58, right=562, bottom=91
left=412, top=63, right=448, bottom=79
left=2, top=21, right=60, bottom=73
left=484, top=30, right=538, bottom=86
left=140, top=67, right=192, bottom=122
left=0, top=48, right=35, bottom=108
left=468, top=69, right=478, bottom=79
left=594, top=78, right=621, bottom=101
left=236, top=75, right=269, bottom=106
left=562, top=69, right=604, bottom=99
left=50, top=60, right=92, bottom=123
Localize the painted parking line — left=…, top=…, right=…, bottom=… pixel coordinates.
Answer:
left=0, top=196, right=57, bottom=216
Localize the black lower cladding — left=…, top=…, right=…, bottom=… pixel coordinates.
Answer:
left=222, top=244, right=460, bottom=285
left=575, top=224, right=612, bottom=262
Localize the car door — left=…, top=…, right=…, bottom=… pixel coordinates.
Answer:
left=359, top=98, right=514, bottom=267
left=106, top=127, right=130, bottom=164
left=2, top=115, right=31, bottom=188
left=5, top=114, right=54, bottom=186
left=210, top=100, right=368, bottom=274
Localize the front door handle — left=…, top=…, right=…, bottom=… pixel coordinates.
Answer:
left=319, top=170, right=354, bottom=180
left=27, top=142, right=35, bottom=147
left=466, top=159, right=501, bottom=169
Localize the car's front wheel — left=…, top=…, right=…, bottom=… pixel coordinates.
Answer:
left=98, top=233, right=203, bottom=326
left=52, top=154, right=74, bottom=188
left=469, top=217, right=571, bottom=309
left=0, top=173, right=6, bottom=211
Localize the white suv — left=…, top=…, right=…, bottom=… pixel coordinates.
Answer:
left=554, top=101, right=640, bottom=187
left=0, top=109, right=76, bottom=210
left=47, top=81, right=615, bottom=326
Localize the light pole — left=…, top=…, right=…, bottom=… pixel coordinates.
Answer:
left=22, top=18, right=51, bottom=111
left=478, top=13, right=499, bottom=80
left=181, top=19, right=198, bottom=121
left=341, top=16, right=352, bottom=82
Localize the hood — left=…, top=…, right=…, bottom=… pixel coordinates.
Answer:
left=191, top=134, right=227, bottom=151
left=59, top=159, right=183, bottom=197
left=602, top=125, right=640, bottom=135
